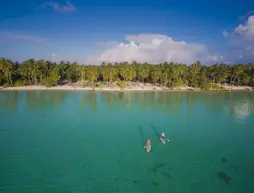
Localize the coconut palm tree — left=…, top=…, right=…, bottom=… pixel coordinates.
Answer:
left=209, top=64, right=219, bottom=83
left=19, top=62, right=31, bottom=85
left=189, top=61, right=201, bottom=87
left=216, top=64, right=230, bottom=84
left=87, top=66, right=98, bottom=88
left=49, top=65, right=60, bottom=84
left=150, top=66, right=162, bottom=85
left=78, top=65, right=87, bottom=87
left=0, top=58, right=14, bottom=85
left=232, top=64, right=244, bottom=86
left=30, top=60, right=41, bottom=85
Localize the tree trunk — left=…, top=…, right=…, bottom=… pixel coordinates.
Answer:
left=28, top=77, right=32, bottom=85
left=34, top=76, right=38, bottom=85
left=8, top=74, right=12, bottom=85
left=233, top=76, right=237, bottom=86
left=82, top=74, right=84, bottom=87
left=5, top=73, right=9, bottom=84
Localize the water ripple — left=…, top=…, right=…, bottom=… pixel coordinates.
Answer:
left=232, top=98, right=254, bottom=124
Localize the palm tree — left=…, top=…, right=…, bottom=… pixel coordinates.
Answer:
left=150, top=66, right=161, bottom=85
left=30, top=60, right=41, bottom=85
left=232, top=64, right=244, bottom=86
left=138, top=64, right=150, bottom=83
left=178, top=64, right=188, bottom=85
left=161, top=63, right=169, bottom=86
left=49, top=65, right=60, bottom=84
left=170, top=63, right=182, bottom=87
left=87, top=66, right=98, bottom=89
left=119, top=63, right=129, bottom=81
left=0, top=58, right=14, bottom=85
left=66, top=62, right=78, bottom=83
left=127, top=65, right=136, bottom=81
left=19, top=62, right=31, bottom=85
left=101, top=65, right=110, bottom=82
left=189, top=61, right=201, bottom=87
left=209, top=64, right=219, bottom=83
left=108, top=66, right=117, bottom=82
left=79, top=65, right=87, bottom=87
left=216, top=64, right=229, bottom=84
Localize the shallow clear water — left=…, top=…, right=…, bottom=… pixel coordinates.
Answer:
left=0, top=91, right=254, bottom=193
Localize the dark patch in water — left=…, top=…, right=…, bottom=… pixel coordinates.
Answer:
left=138, top=125, right=145, bottom=146
left=149, top=163, right=166, bottom=175
left=150, top=123, right=160, bottom=138
left=221, top=158, right=228, bottom=162
left=81, top=164, right=89, bottom=169
left=217, top=171, right=231, bottom=186
left=118, top=160, right=121, bottom=164
left=133, top=180, right=138, bottom=184
left=157, top=163, right=165, bottom=168
left=163, top=172, right=171, bottom=179
left=152, top=181, right=159, bottom=186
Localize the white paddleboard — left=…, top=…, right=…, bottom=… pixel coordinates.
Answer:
left=160, top=137, right=166, bottom=144
left=145, top=144, right=151, bottom=152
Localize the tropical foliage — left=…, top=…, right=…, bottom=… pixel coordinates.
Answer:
left=0, top=57, right=253, bottom=89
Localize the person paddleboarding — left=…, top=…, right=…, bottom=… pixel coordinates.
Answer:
left=160, top=132, right=169, bottom=144
left=144, top=138, right=151, bottom=152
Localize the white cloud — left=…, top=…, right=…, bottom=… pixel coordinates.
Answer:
left=44, top=1, right=76, bottom=13
left=96, top=41, right=119, bottom=46
left=222, top=30, right=229, bottom=37
left=234, top=16, right=254, bottom=39
left=238, top=10, right=254, bottom=22
left=125, top=34, right=169, bottom=43
left=92, top=34, right=220, bottom=65
left=223, top=15, right=254, bottom=61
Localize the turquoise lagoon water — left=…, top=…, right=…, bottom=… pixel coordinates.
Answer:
left=0, top=91, right=254, bottom=193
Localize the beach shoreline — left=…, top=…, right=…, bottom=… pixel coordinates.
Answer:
left=0, top=85, right=253, bottom=92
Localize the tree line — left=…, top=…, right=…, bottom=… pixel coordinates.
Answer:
left=0, top=58, right=253, bottom=89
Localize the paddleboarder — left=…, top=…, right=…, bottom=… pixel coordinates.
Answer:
left=144, top=138, right=151, bottom=152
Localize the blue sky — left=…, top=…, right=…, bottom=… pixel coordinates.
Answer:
left=0, top=0, right=254, bottom=64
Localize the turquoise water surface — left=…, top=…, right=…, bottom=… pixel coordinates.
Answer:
left=0, top=91, right=254, bottom=193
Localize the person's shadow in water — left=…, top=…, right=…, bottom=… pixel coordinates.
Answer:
left=150, top=123, right=160, bottom=141
left=138, top=125, right=146, bottom=147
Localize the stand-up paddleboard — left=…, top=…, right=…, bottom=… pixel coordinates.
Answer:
left=144, top=144, right=151, bottom=152
left=146, top=144, right=151, bottom=152
left=160, top=136, right=166, bottom=144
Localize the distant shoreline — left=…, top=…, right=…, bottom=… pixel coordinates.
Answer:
left=0, top=85, right=253, bottom=92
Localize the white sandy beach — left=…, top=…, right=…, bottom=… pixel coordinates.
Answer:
left=0, top=84, right=252, bottom=91
left=0, top=85, right=163, bottom=91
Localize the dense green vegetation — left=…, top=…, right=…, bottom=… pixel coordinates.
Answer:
left=0, top=58, right=253, bottom=89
